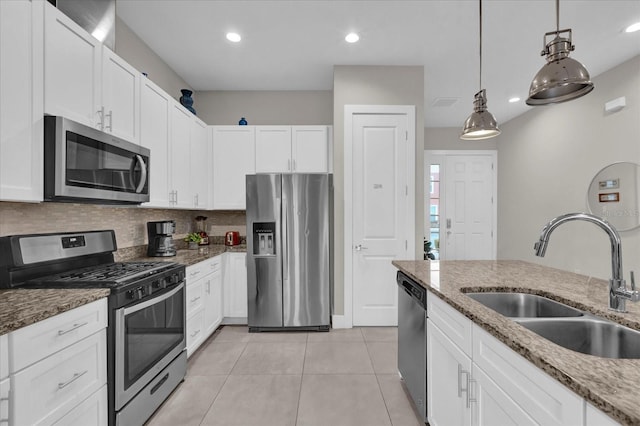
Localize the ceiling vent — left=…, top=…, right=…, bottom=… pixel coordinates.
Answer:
left=431, top=97, right=459, bottom=108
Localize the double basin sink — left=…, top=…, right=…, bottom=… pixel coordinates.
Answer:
left=466, top=292, right=640, bottom=359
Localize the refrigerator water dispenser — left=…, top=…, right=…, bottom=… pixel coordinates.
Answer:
left=253, top=222, right=276, bottom=255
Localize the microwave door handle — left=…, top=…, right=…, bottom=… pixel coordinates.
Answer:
left=129, top=155, right=147, bottom=193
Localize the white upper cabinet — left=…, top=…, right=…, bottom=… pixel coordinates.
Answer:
left=255, top=126, right=292, bottom=173
left=255, top=125, right=331, bottom=173
left=140, top=77, right=171, bottom=207
left=44, top=2, right=101, bottom=127
left=292, top=126, right=330, bottom=173
left=0, top=0, right=44, bottom=202
left=190, top=117, right=209, bottom=209
left=212, top=126, right=256, bottom=210
left=169, top=103, right=193, bottom=209
left=101, top=47, right=141, bottom=144
left=44, top=2, right=140, bottom=144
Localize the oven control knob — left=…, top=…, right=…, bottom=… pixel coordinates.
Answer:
left=168, top=273, right=180, bottom=284
left=152, top=280, right=165, bottom=289
left=136, top=286, right=146, bottom=299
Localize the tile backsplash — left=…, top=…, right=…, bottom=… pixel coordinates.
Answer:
left=0, top=202, right=246, bottom=248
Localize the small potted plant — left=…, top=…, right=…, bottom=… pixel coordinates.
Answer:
left=185, top=232, right=202, bottom=250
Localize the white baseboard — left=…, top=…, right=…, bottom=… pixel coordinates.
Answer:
left=331, top=314, right=351, bottom=329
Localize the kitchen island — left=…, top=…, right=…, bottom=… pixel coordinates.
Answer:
left=394, top=259, right=640, bottom=425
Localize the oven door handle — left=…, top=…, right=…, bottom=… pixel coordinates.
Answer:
left=122, top=282, right=184, bottom=316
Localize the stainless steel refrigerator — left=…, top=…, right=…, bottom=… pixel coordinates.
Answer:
left=246, top=173, right=333, bottom=332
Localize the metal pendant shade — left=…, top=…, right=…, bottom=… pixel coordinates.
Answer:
left=526, top=0, right=593, bottom=105
left=460, top=0, right=500, bottom=140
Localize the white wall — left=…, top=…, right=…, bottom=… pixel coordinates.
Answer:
left=425, top=127, right=497, bottom=150
left=115, top=17, right=193, bottom=105
left=497, top=55, right=640, bottom=280
left=194, top=91, right=333, bottom=125
left=333, top=65, right=425, bottom=315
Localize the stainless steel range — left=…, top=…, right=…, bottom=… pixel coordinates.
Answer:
left=0, top=230, right=187, bottom=426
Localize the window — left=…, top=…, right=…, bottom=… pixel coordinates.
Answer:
left=427, top=164, right=440, bottom=260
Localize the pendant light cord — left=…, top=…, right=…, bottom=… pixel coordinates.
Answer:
left=556, top=0, right=560, bottom=32
left=479, top=0, right=483, bottom=91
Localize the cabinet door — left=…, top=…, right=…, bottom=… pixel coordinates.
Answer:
left=140, top=78, right=171, bottom=207
left=44, top=2, right=101, bottom=128
left=585, top=403, right=620, bottom=426
left=255, top=126, right=292, bottom=172
left=224, top=253, right=248, bottom=319
left=204, top=268, right=223, bottom=336
left=212, top=126, right=255, bottom=210
left=472, top=324, right=583, bottom=426
left=427, top=320, right=472, bottom=426
left=472, top=366, right=536, bottom=426
left=186, top=309, right=204, bottom=358
left=0, top=0, right=43, bottom=202
left=52, top=385, right=107, bottom=426
left=292, top=126, right=329, bottom=172
left=190, top=118, right=209, bottom=208
left=101, top=47, right=140, bottom=144
left=170, top=103, right=192, bottom=208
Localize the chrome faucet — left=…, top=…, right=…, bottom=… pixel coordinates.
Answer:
left=534, top=212, right=640, bottom=312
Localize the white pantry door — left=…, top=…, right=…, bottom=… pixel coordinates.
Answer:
left=443, top=154, right=495, bottom=260
left=346, top=106, right=415, bottom=326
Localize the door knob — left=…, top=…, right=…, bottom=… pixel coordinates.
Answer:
left=355, top=244, right=368, bottom=251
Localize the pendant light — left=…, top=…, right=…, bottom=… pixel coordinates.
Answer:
left=526, top=0, right=593, bottom=105
left=460, top=0, right=500, bottom=140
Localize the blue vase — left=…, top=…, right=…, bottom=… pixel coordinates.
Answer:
left=239, top=117, right=248, bottom=125
left=179, top=89, right=196, bottom=115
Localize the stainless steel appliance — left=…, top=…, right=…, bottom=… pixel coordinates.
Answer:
left=44, top=116, right=150, bottom=204
left=0, top=230, right=186, bottom=426
left=147, top=220, right=177, bottom=257
left=397, top=271, right=427, bottom=422
left=246, top=173, right=332, bottom=332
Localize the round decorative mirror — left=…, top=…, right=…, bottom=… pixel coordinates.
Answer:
left=587, top=162, right=640, bottom=231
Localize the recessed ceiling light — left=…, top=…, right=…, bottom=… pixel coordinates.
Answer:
left=226, top=32, right=241, bottom=42
left=345, top=32, right=360, bottom=43
left=509, top=97, right=521, bottom=103
left=625, top=22, right=640, bottom=33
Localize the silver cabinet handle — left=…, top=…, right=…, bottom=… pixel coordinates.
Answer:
left=190, top=270, right=201, bottom=278
left=58, top=370, right=88, bottom=390
left=96, top=106, right=104, bottom=130
left=190, top=329, right=200, bottom=338
left=105, top=109, right=113, bottom=131
left=292, top=159, right=296, bottom=171
left=190, top=296, right=201, bottom=303
left=288, top=159, right=291, bottom=171
left=354, top=244, right=368, bottom=251
left=58, top=322, right=88, bottom=336
left=457, top=364, right=475, bottom=408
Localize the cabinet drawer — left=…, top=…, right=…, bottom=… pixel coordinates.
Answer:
left=187, top=261, right=209, bottom=282
left=12, top=329, right=107, bottom=426
left=9, top=298, right=107, bottom=372
left=427, top=292, right=472, bottom=356
left=186, top=279, right=204, bottom=314
left=186, top=310, right=204, bottom=357
left=207, top=256, right=222, bottom=273
left=472, top=324, right=583, bottom=426
left=52, top=384, right=107, bottom=426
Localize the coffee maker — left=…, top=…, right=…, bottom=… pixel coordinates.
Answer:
left=147, top=220, right=177, bottom=257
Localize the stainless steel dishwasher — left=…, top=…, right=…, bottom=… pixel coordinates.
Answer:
left=397, top=271, right=427, bottom=423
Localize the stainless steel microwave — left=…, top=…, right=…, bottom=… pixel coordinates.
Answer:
left=44, top=116, right=150, bottom=204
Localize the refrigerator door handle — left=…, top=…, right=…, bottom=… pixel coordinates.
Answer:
left=282, top=194, right=289, bottom=281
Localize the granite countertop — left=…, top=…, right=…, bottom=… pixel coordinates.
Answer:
left=0, top=288, right=110, bottom=336
left=393, top=259, right=640, bottom=425
left=115, top=243, right=247, bottom=266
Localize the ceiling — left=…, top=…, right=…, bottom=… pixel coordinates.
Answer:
left=116, top=0, right=640, bottom=128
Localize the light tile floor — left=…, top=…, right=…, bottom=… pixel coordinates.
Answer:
left=146, top=326, right=424, bottom=426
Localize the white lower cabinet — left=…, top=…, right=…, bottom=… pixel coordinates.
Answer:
left=427, top=320, right=472, bottom=426
left=223, top=253, right=248, bottom=321
left=586, top=402, right=621, bottom=426
left=52, top=385, right=107, bottom=426
left=8, top=299, right=108, bottom=426
left=426, top=290, right=589, bottom=426
left=0, top=376, right=9, bottom=426
left=186, top=256, right=224, bottom=357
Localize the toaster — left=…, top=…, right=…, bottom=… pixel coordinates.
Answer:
left=225, top=231, right=241, bottom=246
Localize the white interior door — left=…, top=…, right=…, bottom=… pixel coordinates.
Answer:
left=426, top=152, right=496, bottom=260
left=347, top=106, right=415, bottom=327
